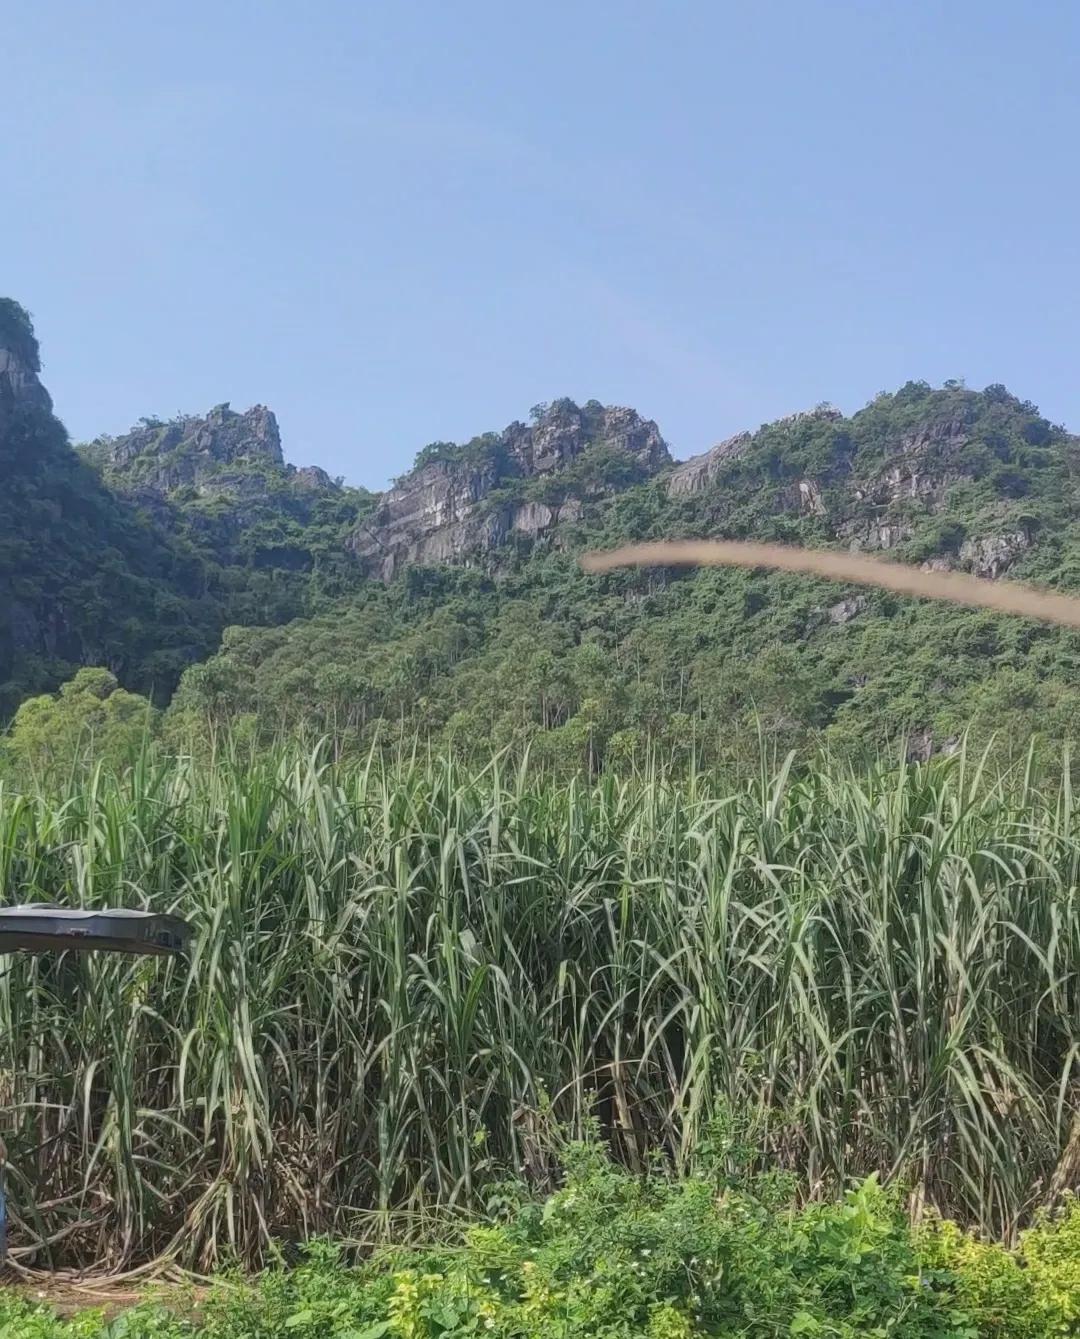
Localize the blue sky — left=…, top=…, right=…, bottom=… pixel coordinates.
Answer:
left=6, top=2, right=1079, bottom=487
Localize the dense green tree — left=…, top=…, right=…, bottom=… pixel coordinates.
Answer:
left=3, top=667, right=157, bottom=777
left=0, top=304, right=228, bottom=713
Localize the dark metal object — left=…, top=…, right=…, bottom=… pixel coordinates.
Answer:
left=0, top=904, right=192, bottom=1266
left=0, top=904, right=192, bottom=957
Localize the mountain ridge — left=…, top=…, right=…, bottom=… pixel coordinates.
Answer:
left=5, top=296, right=1080, bottom=760
left=92, top=381, right=1060, bottom=587
left=163, top=376, right=1080, bottom=763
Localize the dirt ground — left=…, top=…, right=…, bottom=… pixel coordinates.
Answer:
left=4, top=1272, right=204, bottom=1320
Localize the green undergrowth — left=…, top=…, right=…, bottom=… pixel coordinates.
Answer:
left=3, top=1148, right=1078, bottom=1338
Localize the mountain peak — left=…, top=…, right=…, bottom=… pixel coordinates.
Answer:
left=0, top=299, right=53, bottom=425
left=504, top=398, right=671, bottom=477
left=351, top=397, right=671, bottom=579
left=99, top=402, right=283, bottom=482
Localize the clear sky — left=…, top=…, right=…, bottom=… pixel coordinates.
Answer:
left=6, top=2, right=1079, bottom=488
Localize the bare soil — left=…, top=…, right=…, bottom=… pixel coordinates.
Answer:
left=3, top=1271, right=205, bottom=1320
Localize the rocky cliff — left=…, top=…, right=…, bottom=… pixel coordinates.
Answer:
left=661, top=388, right=1054, bottom=582
left=86, top=402, right=367, bottom=576
left=7, top=290, right=1077, bottom=757
left=666, top=431, right=751, bottom=496
left=0, top=299, right=52, bottom=429
left=82, top=376, right=1061, bottom=595
left=102, top=402, right=284, bottom=477
left=88, top=402, right=339, bottom=517
left=349, top=398, right=670, bottom=579
left=0, top=302, right=223, bottom=714
left=84, top=364, right=1055, bottom=597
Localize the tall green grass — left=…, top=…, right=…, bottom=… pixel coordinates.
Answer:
left=0, top=744, right=1077, bottom=1268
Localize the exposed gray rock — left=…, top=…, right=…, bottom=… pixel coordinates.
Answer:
left=0, top=344, right=52, bottom=427
left=100, top=403, right=284, bottom=488
left=511, top=498, right=585, bottom=541
left=511, top=501, right=556, bottom=535
left=665, top=407, right=840, bottom=502
left=797, top=479, right=826, bottom=516
left=666, top=432, right=751, bottom=497
left=775, top=404, right=843, bottom=427
left=195, top=469, right=282, bottom=503
left=551, top=500, right=584, bottom=550
left=959, top=530, right=1030, bottom=579
left=91, top=404, right=339, bottom=548
left=863, top=413, right=972, bottom=505
left=840, top=520, right=914, bottom=551
left=504, top=401, right=669, bottom=477
left=294, top=464, right=333, bottom=490
left=350, top=401, right=670, bottom=579
left=350, top=454, right=504, bottom=580
left=827, top=596, right=866, bottom=624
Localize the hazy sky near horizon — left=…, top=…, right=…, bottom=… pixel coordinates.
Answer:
left=6, top=2, right=1079, bottom=487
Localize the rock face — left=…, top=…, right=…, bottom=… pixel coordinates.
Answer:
left=98, top=403, right=285, bottom=490
left=350, top=399, right=671, bottom=579
left=839, top=519, right=915, bottom=552
left=959, top=530, right=1030, bottom=579
left=0, top=300, right=52, bottom=429
left=827, top=596, right=866, bottom=624
left=294, top=464, right=334, bottom=489
left=506, top=400, right=669, bottom=476
left=666, top=432, right=751, bottom=497
left=351, top=455, right=509, bottom=578
left=348, top=389, right=1052, bottom=583
left=858, top=413, right=974, bottom=507
left=4, top=292, right=1075, bottom=754
left=0, top=300, right=227, bottom=714
left=91, top=403, right=342, bottom=551
left=778, top=404, right=844, bottom=427
left=0, top=346, right=53, bottom=425
left=665, top=408, right=841, bottom=499
left=796, top=479, right=826, bottom=516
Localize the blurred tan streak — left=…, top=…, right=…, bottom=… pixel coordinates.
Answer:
left=581, top=540, right=1080, bottom=630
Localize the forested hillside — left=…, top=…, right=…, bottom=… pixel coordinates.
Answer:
left=172, top=382, right=1080, bottom=764
left=5, top=297, right=1080, bottom=760
left=82, top=400, right=375, bottom=618
left=0, top=301, right=222, bottom=715
left=0, top=301, right=371, bottom=715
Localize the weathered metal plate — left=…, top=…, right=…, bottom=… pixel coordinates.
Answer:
left=0, top=905, right=192, bottom=956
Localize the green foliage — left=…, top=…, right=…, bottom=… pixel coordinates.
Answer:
left=0, top=301, right=378, bottom=716
left=0, top=297, right=40, bottom=370
left=2, top=667, right=157, bottom=778
left=408, top=432, right=508, bottom=478
left=160, top=381, right=1080, bottom=767
left=4, top=1169, right=1079, bottom=1337
left=10, top=297, right=1080, bottom=767
left=1022, top=1199, right=1080, bottom=1332
left=171, top=556, right=1080, bottom=772
left=918, top=1200, right=1080, bottom=1337
left=0, top=745, right=1079, bottom=1268
left=80, top=410, right=377, bottom=630
left=0, top=320, right=226, bottom=715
